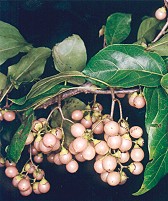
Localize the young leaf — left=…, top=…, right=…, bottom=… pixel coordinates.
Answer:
left=105, top=13, right=131, bottom=45
left=8, top=47, right=51, bottom=88
left=6, top=109, right=34, bottom=163
left=83, top=44, right=167, bottom=88
left=52, top=34, right=87, bottom=72
left=133, top=87, right=168, bottom=195
left=161, top=73, right=168, bottom=93
left=26, top=71, right=86, bottom=100
left=0, top=21, right=32, bottom=65
left=0, top=72, right=7, bottom=90
left=137, top=17, right=164, bottom=43
left=147, top=34, right=168, bottom=56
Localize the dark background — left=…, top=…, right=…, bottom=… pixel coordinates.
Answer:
left=0, top=0, right=168, bottom=201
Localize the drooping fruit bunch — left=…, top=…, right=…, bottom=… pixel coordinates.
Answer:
left=0, top=93, right=145, bottom=196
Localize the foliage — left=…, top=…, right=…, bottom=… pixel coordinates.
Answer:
left=0, top=8, right=168, bottom=196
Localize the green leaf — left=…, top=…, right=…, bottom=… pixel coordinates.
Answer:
left=52, top=34, right=87, bottom=73
left=6, top=109, right=34, bottom=163
left=0, top=72, right=7, bottom=90
left=137, top=17, right=164, bottom=43
left=147, top=34, right=168, bottom=56
left=10, top=85, right=72, bottom=111
left=104, top=13, right=131, bottom=45
left=51, top=97, right=86, bottom=147
left=26, top=71, right=86, bottom=100
left=161, top=73, right=168, bottom=93
left=83, top=44, right=167, bottom=88
left=133, top=87, right=168, bottom=195
left=8, top=47, right=51, bottom=87
left=0, top=21, right=32, bottom=65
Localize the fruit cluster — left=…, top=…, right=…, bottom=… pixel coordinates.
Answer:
left=0, top=93, right=146, bottom=196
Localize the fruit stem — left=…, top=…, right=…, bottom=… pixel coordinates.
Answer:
left=152, top=17, right=168, bottom=43
left=110, top=88, right=115, bottom=119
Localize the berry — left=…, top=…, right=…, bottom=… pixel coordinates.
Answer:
left=5, top=166, right=18, bottom=178
left=155, top=7, right=167, bottom=20
left=82, top=143, right=96, bottom=160
left=107, top=171, right=121, bottom=186
left=130, top=147, right=144, bottom=162
left=18, top=178, right=31, bottom=192
left=42, top=133, right=57, bottom=148
left=102, top=155, right=117, bottom=172
left=129, top=162, right=144, bottom=175
left=66, top=160, right=79, bottom=173
left=130, top=126, right=143, bottom=138
left=71, top=123, right=86, bottom=137
left=133, top=94, right=146, bottom=109
left=104, top=120, right=119, bottom=136
left=71, top=110, right=84, bottom=121
left=3, top=111, right=16, bottom=121
left=38, top=178, right=50, bottom=194
left=92, top=121, right=104, bottom=134
left=94, top=140, right=109, bottom=155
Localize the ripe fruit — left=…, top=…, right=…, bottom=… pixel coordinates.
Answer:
left=107, top=135, right=122, bottom=150
left=130, top=147, right=144, bottom=162
left=72, top=137, right=88, bottom=152
left=71, top=110, right=83, bottom=121
left=102, top=155, right=117, bottom=172
left=71, top=123, right=86, bottom=137
left=104, top=120, right=119, bottom=136
left=119, top=134, right=132, bottom=152
left=94, top=140, right=109, bottom=155
left=5, top=166, right=18, bottom=178
left=20, top=186, right=32, bottom=196
left=118, top=151, right=130, bottom=164
left=128, top=92, right=137, bottom=107
left=133, top=94, right=146, bottom=109
left=18, top=178, right=31, bottom=192
left=25, top=132, right=34, bottom=145
left=66, top=160, right=79, bottom=173
left=130, top=126, right=143, bottom=138
left=92, top=121, right=104, bottom=134
left=3, top=111, right=16, bottom=121
left=107, top=171, right=121, bottom=186
left=129, top=162, right=144, bottom=175
left=82, top=143, right=96, bottom=160
left=42, top=133, right=57, bottom=148
left=94, top=159, right=105, bottom=174
left=38, top=178, right=50, bottom=193
left=59, top=151, right=72, bottom=164
left=155, top=7, right=167, bottom=20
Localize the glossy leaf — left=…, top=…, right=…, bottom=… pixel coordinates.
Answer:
left=26, top=71, right=86, bottom=100
left=137, top=17, right=163, bottom=43
left=10, top=85, right=72, bottom=111
left=52, top=34, right=87, bottom=72
left=6, top=109, right=34, bottom=163
left=105, top=13, right=131, bottom=45
left=161, top=73, right=168, bottom=93
left=0, top=72, right=7, bottom=90
left=8, top=47, right=51, bottom=88
left=0, top=21, right=32, bottom=65
left=83, top=44, right=167, bottom=88
left=50, top=97, right=86, bottom=147
left=147, top=34, right=168, bottom=56
left=133, top=87, right=168, bottom=195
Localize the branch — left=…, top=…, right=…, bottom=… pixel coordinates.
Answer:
left=152, top=18, right=168, bottom=43
left=36, top=82, right=140, bottom=109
